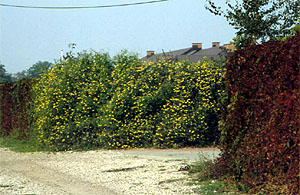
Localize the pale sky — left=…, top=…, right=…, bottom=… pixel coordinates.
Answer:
left=0, top=0, right=235, bottom=73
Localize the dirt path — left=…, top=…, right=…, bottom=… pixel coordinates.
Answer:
left=0, top=148, right=117, bottom=195
left=0, top=147, right=220, bottom=195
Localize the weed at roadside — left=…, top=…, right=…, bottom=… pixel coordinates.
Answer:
left=188, top=153, right=243, bottom=194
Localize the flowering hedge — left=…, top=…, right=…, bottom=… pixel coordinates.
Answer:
left=33, top=51, right=225, bottom=151
left=32, top=52, right=114, bottom=150
left=214, top=33, right=300, bottom=194
left=99, top=59, right=225, bottom=148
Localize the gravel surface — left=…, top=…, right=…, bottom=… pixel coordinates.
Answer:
left=0, top=147, right=220, bottom=195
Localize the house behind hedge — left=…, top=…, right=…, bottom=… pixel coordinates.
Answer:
left=141, top=42, right=235, bottom=62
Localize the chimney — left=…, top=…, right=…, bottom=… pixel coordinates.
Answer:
left=223, top=43, right=235, bottom=52
left=212, top=42, right=220, bottom=47
left=146, top=51, right=154, bottom=57
left=192, top=43, right=202, bottom=49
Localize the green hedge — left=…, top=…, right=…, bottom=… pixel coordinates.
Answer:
left=32, top=52, right=114, bottom=150
left=32, top=51, right=226, bottom=151
left=99, top=59, right=225, bottom=149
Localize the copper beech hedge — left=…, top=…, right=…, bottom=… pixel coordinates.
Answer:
left=215, top=33, right=299, bottom=194
left=0, top=79, right=35, bottom=139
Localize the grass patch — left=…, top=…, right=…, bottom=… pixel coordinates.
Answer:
left=192, top=180, right=240, bottom=195
left=188, top=153, right=243, bottom=195
left=188, top=154, right=215, bottom=181
left=0, top=136, right=48, bottom=153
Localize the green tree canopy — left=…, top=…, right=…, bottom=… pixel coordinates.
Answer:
left=13, top=70, right=27, bottom=81
left=206, top=0, right=300, bottom=48
left=27, top=61, right=52, bottom=78
left=0, top=63, right=12, bottom=83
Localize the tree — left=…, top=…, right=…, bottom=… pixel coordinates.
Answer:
left=206, top=0, right=300, bottom=48
left=0, top=63, right=12, bottom=83
left=26, top=61, right=52, bottom=78
left=13, top=70, right=27, bottom=81
left=12, top=61, right=52, bottom=81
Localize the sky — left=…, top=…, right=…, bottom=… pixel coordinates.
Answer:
left=0, top=0, right=236, bottom=74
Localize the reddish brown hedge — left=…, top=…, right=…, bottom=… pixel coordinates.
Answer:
left=0, top=83, right=14, bottom=136
left=215, top=33, right=300, bottom=194
left=0, top=79, right=35, bottom=139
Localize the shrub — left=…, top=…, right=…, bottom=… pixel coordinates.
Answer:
left=33, top=51, right=226, bottom=151
left=99, top=59, right=225, bottom=148
left=0, top=79, right=35, bottom=139
left=32, top=51, right=114, bottom=151
left=0, top=83, right=14, bottom=136
left=215, top=33, right=300, bottom=194
left=11, top=79, right=36, bottom=139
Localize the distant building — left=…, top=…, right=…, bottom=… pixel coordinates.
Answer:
left=141, top=42, right=235, bottom=63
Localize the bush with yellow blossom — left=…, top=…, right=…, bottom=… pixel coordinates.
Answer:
left=99, top=58, right=225, bottom=149
left=33, top=51, right=113, bottom=150
left=33, top=51, right=225, bottom=151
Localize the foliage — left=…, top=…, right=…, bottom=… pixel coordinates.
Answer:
left=206, top=0, right=300, bottom=48
left=13, top=61, right=53, bottom=81
left=98, top=59, right=225, bottom=149
left=188, top=153, right=243, bottom=194
left=33, top=51, right=226, bottom=151
left=0, top=63, right=12, bottom=83
left=11, top=79, right=36, bottom=139
left=13, top=70, right=27, bottom=81
left=214, top=33, right=300, bottom=194
left=192, top=180, right=233, bottom=195
left=27, top=61, right=52, bottom=78
left=189, top=154, right=217, bottom=181
left=32, top=51, right=114, bottom=151
left=0, top=83, right=14, bottom=136
left=279, top=23, right=300, bottom=41
left=0, top=79, right=35, bottom=139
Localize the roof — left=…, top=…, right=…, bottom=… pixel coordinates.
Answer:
left=141, top=45, right=231, bottom=63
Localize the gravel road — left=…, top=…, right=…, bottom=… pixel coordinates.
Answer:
left=0, top=147, right=220, bottom=195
